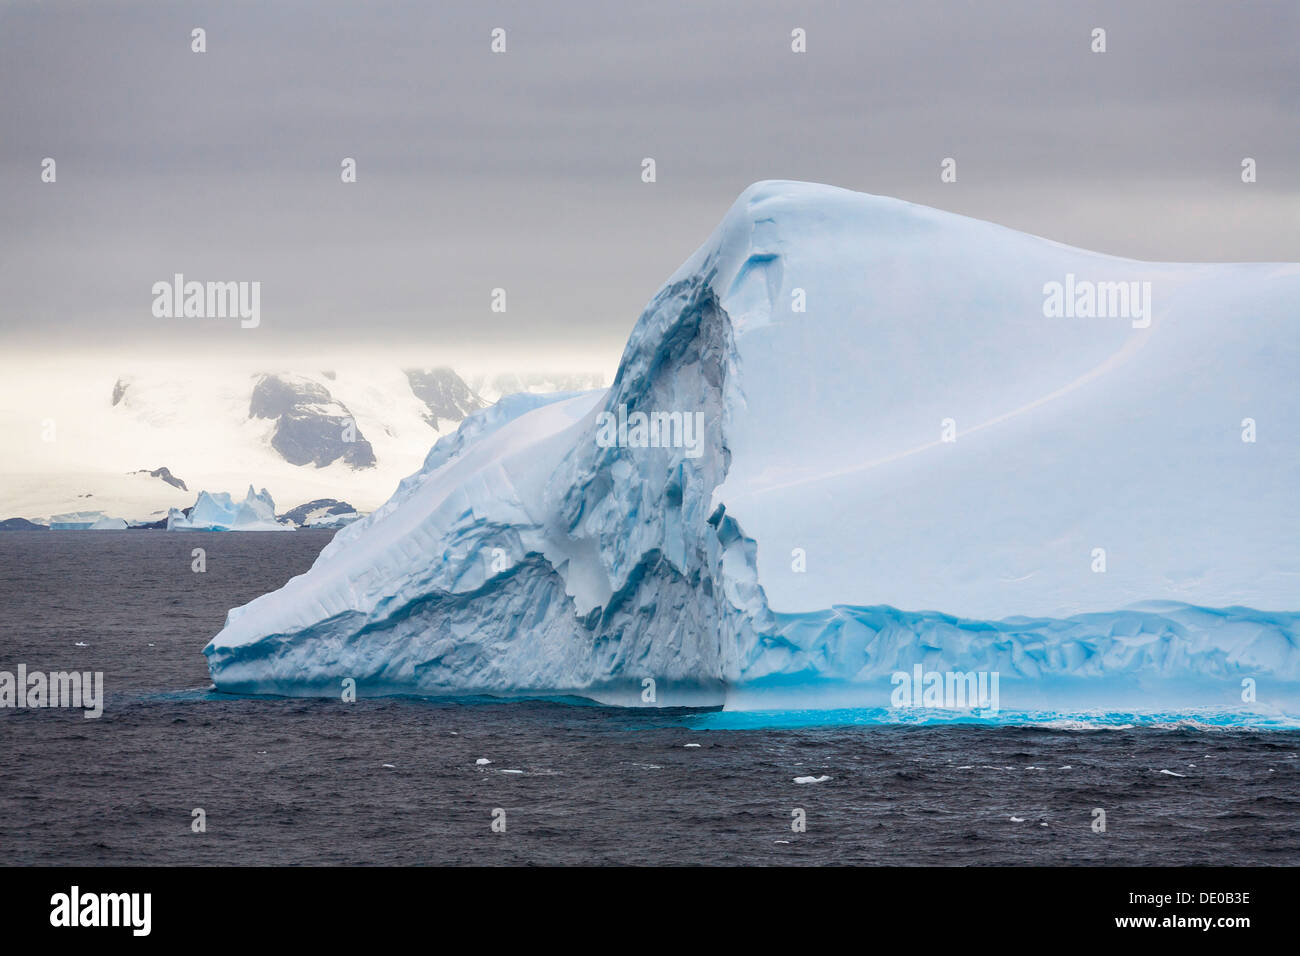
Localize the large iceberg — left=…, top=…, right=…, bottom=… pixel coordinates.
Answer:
left=205, top=182, right=1300, bottom=716
left=168, top=486, right=292, bottom=531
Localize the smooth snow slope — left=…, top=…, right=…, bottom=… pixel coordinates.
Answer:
left=206, top=182, right=1300, bottom=715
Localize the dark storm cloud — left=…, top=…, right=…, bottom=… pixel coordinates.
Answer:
left=0, top=0, right=1296, bottom=358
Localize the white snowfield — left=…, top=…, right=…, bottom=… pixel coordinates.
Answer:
left=205, top=182, right=1300, bottom=714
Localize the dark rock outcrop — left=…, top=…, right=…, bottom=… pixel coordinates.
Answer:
left=404, top=368, right=485, bottom=429
left=132, top=466, right=188, bottom=491
left=0, top=517, right=48, bottom=531
left=250, top=374, right=376, bottom=469
left=279, top=498, right=357, bottom=527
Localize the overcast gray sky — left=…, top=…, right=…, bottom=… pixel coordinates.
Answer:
left=1, top=0, right=1296, bottom=366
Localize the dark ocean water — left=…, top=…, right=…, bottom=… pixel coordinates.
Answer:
left=0, top=530, right=1297, bottom=866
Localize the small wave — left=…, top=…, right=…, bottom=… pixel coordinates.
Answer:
left=1039, top=719, right=1136, bottom=731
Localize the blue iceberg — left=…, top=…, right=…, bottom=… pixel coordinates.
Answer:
left=203, top=182, right=1300, bottom=720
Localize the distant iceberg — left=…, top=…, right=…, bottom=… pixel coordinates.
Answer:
left=301, top=510, right=360, bottom=529
left=204, top=182, right=1300, bottom=717
left=49, top=511, right=127, bottom=530
left=168, top=486, right=292, bottom=531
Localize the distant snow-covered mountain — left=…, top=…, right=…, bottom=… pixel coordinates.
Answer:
left=0, top=363, right=607, bottom=524
left=246, top=373, right=378, bottom=470
left=405, top=368, right=487, bottom=429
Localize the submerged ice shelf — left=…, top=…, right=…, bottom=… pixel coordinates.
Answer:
left=204, top=182, right=1300, bottom=717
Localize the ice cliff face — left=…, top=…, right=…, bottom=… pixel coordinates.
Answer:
left=205, top=182, right=1300, bottom=714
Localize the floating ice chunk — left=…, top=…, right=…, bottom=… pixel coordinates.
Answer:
left=793, top=775, right=830, bottom=784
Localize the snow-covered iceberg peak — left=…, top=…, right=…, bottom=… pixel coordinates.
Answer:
left=204, top=181, right=1300, bottom=715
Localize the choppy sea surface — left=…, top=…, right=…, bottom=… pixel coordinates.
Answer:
left=1, top=531, right=1297, bottom=865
